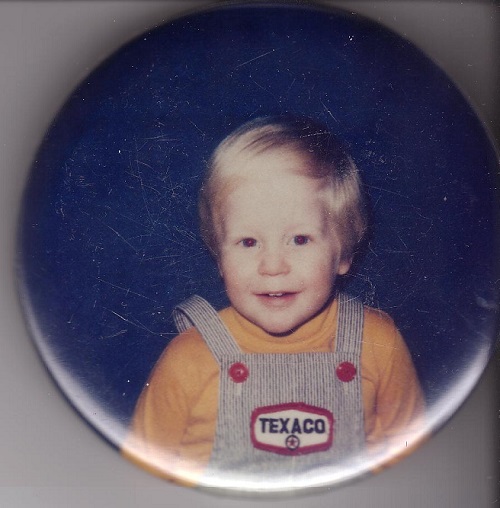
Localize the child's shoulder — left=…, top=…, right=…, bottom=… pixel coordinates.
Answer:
left=165, top=323, right=213, bottom=363
left=167, top=306, right=234, bottom=352
left=362, top=304, right=401, bottom=344
left=363, top=304, right=397, bottom=327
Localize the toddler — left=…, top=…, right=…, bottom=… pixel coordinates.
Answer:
left=123, top=116, right=425, bottom=491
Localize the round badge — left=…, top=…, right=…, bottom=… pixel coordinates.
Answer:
left=17, top=1, right=498, bottom=496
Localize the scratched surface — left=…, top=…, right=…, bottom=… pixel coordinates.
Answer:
left=18, top=4, right=498, bottom=445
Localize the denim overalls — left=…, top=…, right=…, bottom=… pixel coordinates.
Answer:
left=173, top=292, right=365, bottom=491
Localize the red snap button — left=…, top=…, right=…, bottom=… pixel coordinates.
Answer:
left=229, top=362, right=249, bottom=383
left=336, top=361, right=357, bottom=382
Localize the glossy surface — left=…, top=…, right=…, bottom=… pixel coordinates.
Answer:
left=17, top=1, right=498, bottom=495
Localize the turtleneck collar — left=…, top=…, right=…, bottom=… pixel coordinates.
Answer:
left=219, top=297, right=339, bottom=354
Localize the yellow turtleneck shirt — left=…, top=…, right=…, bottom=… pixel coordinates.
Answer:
left=122, top=297, right=425, bottom=484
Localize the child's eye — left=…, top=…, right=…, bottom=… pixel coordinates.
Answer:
left=293, top=235, right=309, bottom=246
left=241, top=238, right=257, bottom=248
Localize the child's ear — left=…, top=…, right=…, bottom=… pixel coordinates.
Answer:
left=338, top=257, right=352, bottom=276
left=217, top=259, right=224, bottom=278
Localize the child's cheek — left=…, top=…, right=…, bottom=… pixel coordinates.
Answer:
left=220, top=250, right=253, bottom=282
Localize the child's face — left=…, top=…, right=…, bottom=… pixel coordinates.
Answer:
left=216, top=148, right=351, bottom=336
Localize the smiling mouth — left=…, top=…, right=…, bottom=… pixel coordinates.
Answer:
left=257, top=292, right=297, bottom=298
left=255, top=292, right=298, bottom=310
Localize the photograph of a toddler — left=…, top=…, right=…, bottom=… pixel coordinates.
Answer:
left=122, top=116, right=425, bottom=490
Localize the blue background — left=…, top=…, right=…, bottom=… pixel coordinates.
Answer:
left=19, top=3, right=498, bottom=444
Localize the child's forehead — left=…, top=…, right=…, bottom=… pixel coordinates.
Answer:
left=213, top=149, right=331, bottom=216
left=218, top=173, right=332, bottom=223
left=217, top=167, right=320, bottom=206
left=217, top=144, right=316, bottom=181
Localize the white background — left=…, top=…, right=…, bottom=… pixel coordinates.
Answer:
left=0, top=1, right=498, bottom=507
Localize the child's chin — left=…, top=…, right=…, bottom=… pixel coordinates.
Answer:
left=260, top=321, right=299, bottom=337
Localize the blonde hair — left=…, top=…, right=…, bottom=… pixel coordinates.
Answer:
left=199, top=116, right=367, bottom=263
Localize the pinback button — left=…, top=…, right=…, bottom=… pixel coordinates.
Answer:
left=17, top=0, right=498, bottom=497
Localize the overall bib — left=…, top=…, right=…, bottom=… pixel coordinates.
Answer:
left=173, top=292, right=365, bottom=490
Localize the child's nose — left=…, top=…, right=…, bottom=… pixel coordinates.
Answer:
left=258, top=248, right=290, bottom=276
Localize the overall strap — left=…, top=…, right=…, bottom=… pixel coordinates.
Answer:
left=172, top=295, right=240, bottom=360
left=335, top=292, right=364, bottom=355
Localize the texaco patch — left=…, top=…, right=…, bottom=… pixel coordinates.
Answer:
left=250, top=403, right=334, bottom=455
